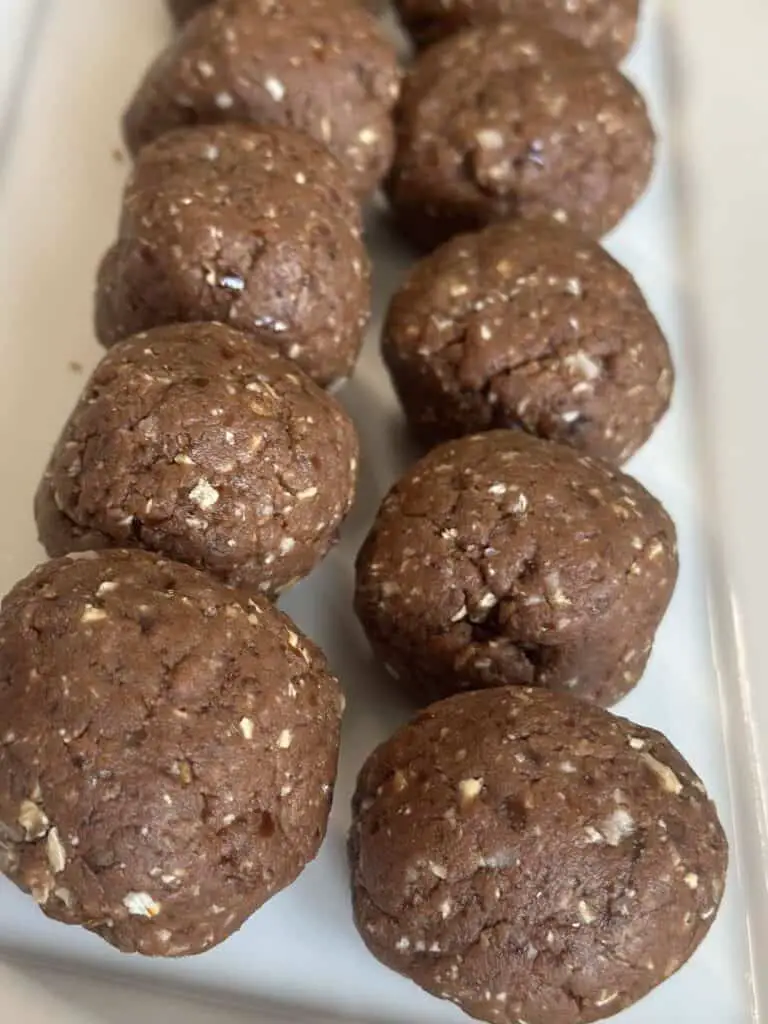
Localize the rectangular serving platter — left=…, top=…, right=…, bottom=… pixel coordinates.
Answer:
left=0, top=1, right=766, bottom=1021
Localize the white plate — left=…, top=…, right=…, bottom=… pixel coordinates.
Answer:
left=0, top=1, right=766, bottom=1022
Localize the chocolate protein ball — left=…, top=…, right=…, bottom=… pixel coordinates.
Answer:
left=35, top=323, right=359, bottom=597
left=350, top=687, right=728, bottom=1024
left=96, top=123, right=370, bottom=386
left=126, top=0, right=401, bottom=196
left=168, top=0, right=387, bottom=24
left=355, top=431, right=677, bottom=707
left=394, top=0, right=639, bottom=60
left=387, top=21, right=655, bottom=250
left=383, top=219, right=673, bottom=463
left=0, top=549, right=344, bottom=957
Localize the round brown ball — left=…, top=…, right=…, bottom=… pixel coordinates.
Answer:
left=383, top=219, right=673, bottom=463
left=126, top=0, right=401, bottom=196
left=96, top=123, right=370, bottom=386
left=0, top=549, right=343, bottom=957
left=168, top=0, right=387, bottom=24
left=35, top=323, right=359, bottom=597
left=350, top=687, right=728, bottom=1024
left=394, top=0, right=639, bottom=60
left=355, top=430, right=677, bottom=707
left=387, top=21, right=655, bottom=250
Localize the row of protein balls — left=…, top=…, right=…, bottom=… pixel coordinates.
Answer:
left=0, top=547, right=728, bottom=1023
left=95, top=0, right=658, bottom=392
left=0, top=341, right=726, bottom=1022
left=172, top=0, right=638, bottom=60
left=99, top=111, right=673, bottom=464
left=146, top=0, right=650, bottom=218
left=0, top=7, right=728, bottom=1024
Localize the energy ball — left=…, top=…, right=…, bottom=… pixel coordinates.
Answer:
left=350, top=687, right=728, bottom=1024
left=126, top=0, right=401, bottom=196
left=0, top=550, right=344, bottom=957
left=96, top=123, right=370, bottom=386
left=383, top=219, right=673, bottom=463
left=355, top=430, right=677, bottom=707
left=35, top=323, right=359, bottom=597
left=394, top=0, right=639, bottom=60
left=168, top=0, right=387, bottom=24
left=387, top=21, right=655, bottom=250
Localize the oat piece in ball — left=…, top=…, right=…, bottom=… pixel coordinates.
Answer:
left=126, top=0, right=401, bottom=196
left=387, top=21, right=654, bottom=250
left=96, top=123, right=369, bottom=386
left=350, top=687, right=727, bottom=1024
left=394, top=0, right=639, bottom=60
left=383, top=219, right=673, bottom=463
left=355, top=431, right=677, bottom=706
left=35, top=323, right=359, bottom=597
left=168, top=0, right=387, bottom=24
left=0, top=550, right=343, bottom=957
